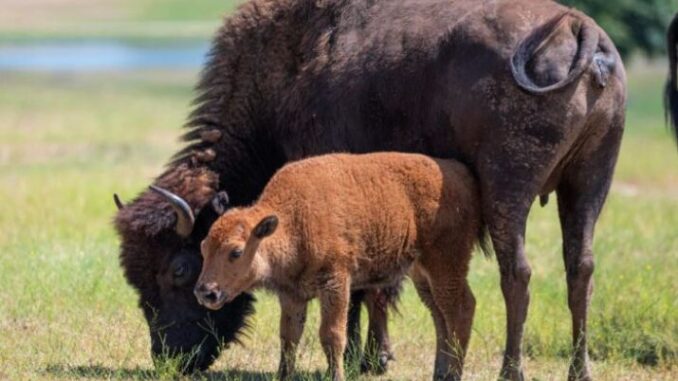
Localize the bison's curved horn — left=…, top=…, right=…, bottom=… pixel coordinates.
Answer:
left=113, top=194, right=125, bottom=210
left=149, top=185, right=195, bottom=238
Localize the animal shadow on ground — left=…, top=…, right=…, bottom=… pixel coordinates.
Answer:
left=45, top=364, right=326, bottom=380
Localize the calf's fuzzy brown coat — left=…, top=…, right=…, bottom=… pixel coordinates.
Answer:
left=195, top=152, right=482, bottom=381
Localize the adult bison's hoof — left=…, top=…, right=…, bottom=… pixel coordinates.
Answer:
left=498, top=368, right=525, bottom=381
left=360, top=350, right=394, bottom=375
left=568, top=366, right=592, bottom=381
left=568, top=353, right=592, bottom=381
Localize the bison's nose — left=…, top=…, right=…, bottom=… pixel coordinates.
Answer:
left=194, top=282, right=226, bottom=308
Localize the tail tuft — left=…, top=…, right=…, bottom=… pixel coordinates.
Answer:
left=477, top=223, right=493, bottom=258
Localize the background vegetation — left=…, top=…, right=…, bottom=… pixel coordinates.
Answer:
left=560, top=0, right=676, bottom=58
left=0, top=0, right=676, bottom=380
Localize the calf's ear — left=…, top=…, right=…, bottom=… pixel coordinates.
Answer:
left=253, top=215, right=278, bottom=239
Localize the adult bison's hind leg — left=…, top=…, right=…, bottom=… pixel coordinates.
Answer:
left=557, top=119, right=623, bottom=381
left=489, top=208, right=532, bottom=381
left=479, top=151, right=546, bottom=381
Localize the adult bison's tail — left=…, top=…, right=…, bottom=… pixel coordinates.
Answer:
left=664, top=13, right=678, bottom=148
left=510, top=11, right=611, bottom=94
left=477, top=223, right=492, bottom=258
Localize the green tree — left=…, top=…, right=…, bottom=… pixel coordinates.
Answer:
left=560, top=0, right=676, bottom=58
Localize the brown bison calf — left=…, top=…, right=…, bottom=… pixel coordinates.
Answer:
left=195, top=152, right=483, bottom=381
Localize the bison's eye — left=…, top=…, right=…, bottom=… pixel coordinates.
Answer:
left=230, top=249, right=243, bottom=260
left=173, top=264, right=186, bottom=278
left=169, top=255, right=197, bottom=287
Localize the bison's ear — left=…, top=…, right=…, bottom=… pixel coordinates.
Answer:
left=211, top=191, right=230, bottom=215
left=253, top=215, right=278, bottom=239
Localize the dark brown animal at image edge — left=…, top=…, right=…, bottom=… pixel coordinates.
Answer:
left=196, top=153, right=483, bottom=381
left=113, top=0, right=628, bottom=380
left=665, top=12, right=678, bottom=146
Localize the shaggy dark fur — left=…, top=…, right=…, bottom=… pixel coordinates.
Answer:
left=115, top=1, right=626, bottom=379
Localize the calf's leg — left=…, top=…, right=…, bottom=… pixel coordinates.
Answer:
left=411, top=265, right=452, bottom=380
left=319, top=277, right=351, bottom=381
left=424, top=260, right=475, bottom=380
left=278, top=294, right=308, bottom=381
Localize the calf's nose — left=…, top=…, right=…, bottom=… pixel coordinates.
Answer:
left=194, top=282, right=225, bottom=307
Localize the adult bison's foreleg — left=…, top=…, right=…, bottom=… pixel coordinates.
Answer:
left=345, top=287, right=398, bottom=375
left=557, top=122, right=623, bottom=381
left=345, top=290, right=365, bottom=367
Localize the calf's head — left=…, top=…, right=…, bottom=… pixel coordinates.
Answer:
left=114, top=172, right=255, bottom=373
left=196, top=213, right=278, bottom=310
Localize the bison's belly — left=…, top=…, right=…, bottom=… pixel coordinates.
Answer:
left=350, top=248, right=420, bottom=290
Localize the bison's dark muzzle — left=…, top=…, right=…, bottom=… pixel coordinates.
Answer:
left=146, top=292, right=255, bottom=373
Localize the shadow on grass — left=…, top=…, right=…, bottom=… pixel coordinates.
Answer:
left=45, top=364, right=326, bottom=380
left=45, top=365, right=152, bottom=380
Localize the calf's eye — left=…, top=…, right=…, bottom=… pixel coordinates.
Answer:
left=230, top=249, right=243, bottom=260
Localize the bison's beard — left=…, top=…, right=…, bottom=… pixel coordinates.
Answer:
left=147, top=292, right=255, bottom=373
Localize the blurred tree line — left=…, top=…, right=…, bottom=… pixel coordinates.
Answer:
left=560, top=0, right=676, bottom=58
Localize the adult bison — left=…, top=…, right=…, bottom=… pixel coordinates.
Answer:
left=114, top=0, right=626, bottom=380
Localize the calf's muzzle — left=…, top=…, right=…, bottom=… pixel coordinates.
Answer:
left=194, top=282, right=226, bottom=309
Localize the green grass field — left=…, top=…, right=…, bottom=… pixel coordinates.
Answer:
left=0, top=64, right=675, bottom=380
left=0, top=2, right=677, bottom=377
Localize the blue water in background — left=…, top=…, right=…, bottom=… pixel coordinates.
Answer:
left=0, top=41, right=210, bottom=71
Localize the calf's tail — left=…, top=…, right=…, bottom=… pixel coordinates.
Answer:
left=664, top=13, right=678, bottom=148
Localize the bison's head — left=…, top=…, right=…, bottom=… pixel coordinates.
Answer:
left=114, top=166, right=254, bottom=372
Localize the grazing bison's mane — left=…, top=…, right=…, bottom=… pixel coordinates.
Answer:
left=115, top=0, right=297, bottom=288
left=113, top=0, right=308, bottom=355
